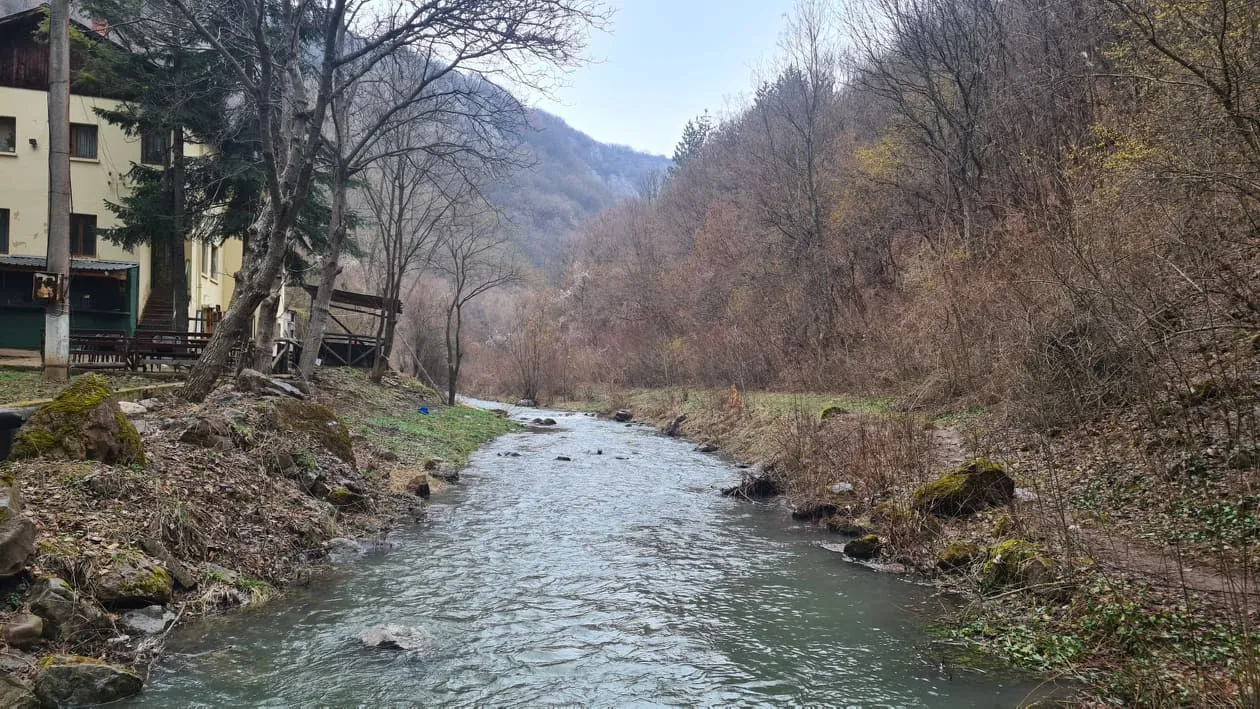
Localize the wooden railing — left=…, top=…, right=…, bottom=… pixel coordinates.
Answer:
left=43, top=330, right=233, bottom=372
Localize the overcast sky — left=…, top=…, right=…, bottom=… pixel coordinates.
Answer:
left=532, top=0, right=795, bottom=157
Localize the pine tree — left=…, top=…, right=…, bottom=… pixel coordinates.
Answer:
left=670, top=110, right=712, bottom=173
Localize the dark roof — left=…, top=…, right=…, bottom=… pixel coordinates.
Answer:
left=0, top=255, right=139, bottom=272
left=302, top=285, right=402, bottom=314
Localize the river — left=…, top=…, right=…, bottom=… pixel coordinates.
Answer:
left=128, top=404, right=1049, bottom=707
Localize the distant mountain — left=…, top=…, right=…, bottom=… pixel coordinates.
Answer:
left=488, top=109, right=670, bottom=271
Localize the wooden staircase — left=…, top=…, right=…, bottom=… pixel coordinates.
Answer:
left=137, top=291, right=178, bottom=332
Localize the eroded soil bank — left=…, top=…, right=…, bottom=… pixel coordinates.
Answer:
left=0, top=368, right=514, bottom=707
left=572, top=387, right=1260, bottom=705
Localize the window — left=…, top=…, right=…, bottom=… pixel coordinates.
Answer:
left=199, top=241, right=220, bottom=279
left=0, top=209, right=9, bottom=254
left=69, top=124, right=98, bottom=160
left=70, top=214, right=96, bottom=257
left=140, top=129, right=166, bottom=165
left=0, top=117, right=14, bottom=153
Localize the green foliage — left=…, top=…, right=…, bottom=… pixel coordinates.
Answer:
left=670, top=111, right=712, bottom=172
left=359, top=406, right=519, bottom=467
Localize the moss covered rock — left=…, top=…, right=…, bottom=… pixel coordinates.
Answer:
left=94, top=552, right=173, bottom=608
left=843, top=534, right=882, bottom=560
left=824, top=516, right=871, bottom=536
left=937, top=541, right=981, bottom=571
left=912, top=459, right=1014, bottom=516
left=981, top=539, right=1054, bottom=590
left=34, top=655, right=142, bottom=707
left=0, top=479, right=35, bottom=578
left=270, top=400, right=355, bottom=464
left=10, top=375, right=144, bottom=465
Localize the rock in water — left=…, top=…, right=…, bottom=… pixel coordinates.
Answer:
left=664, top=414, right=687, bottom=437
left=613, top=410, right=632, bottom=422
left=843, top=534, right=882, bottom=560
left=0, top=480, right=35, bottom=578
left=791, top=503, right=839, bottom=522
left=516, top=399, right=537, bottom=407
left=359, top=624, right=431, bottom=651
left=9, top=375, right=144, bottom=465
left=34, top=656, right=143, bottom=707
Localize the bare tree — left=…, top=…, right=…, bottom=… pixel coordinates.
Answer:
left=437, top=206, right=521, bottom=404
left=161, top=0, right=603, bottom=400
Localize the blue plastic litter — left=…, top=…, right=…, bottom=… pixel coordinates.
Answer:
left=417, top=406, right=430, bottom=415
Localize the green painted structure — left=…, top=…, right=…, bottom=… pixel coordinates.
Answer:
left=0, top=256, right=139, bottom=349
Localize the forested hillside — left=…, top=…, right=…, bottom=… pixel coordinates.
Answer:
left=464, top=0, right=1260, bottom=701
left=488, top=110, right=669, bottom=270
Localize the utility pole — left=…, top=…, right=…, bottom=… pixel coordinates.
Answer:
left=44, top=0, right=71, bottom=382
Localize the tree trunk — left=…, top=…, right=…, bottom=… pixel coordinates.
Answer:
left=181, top=206, right=284, bottom=401
left=43, top=0, right=71, bottom=383
left=250, top=277, right=282, bottom=372
left=297, top=166, right=348, bottom=380
left=445, top=302, right=462, bottom=405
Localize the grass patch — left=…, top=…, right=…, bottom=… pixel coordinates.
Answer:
left=0, top=368, right=166, bottom=406
left=358, top=405, right=519, bottom=467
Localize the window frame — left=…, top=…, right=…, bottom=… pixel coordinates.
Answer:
left=140, top=128, right=167, bottom=165
left=0, top=208, right=9, bottom=255
left=69, top=213, right=97, bottom=257
left=69, top=123, right=98, bottom=160
left=0, top=117, right=15, bottom=154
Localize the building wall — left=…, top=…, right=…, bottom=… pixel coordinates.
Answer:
left=186, top=234, right=242, bottom=324
left=0, top=85, right=152, bottom=308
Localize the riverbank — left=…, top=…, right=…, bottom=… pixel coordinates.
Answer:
left=567, top=386, right=1260, bottom=705
left=0, top=369, right=516, bottom=707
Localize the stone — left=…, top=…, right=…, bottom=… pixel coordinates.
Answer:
left=94, top=552, right=173, bottom=608
left=937, top=541, right=981, bottom=571
left=721, top=465, right=781, bottom=499
left=116, top=401, right=146, bottom=417
left=555, top=456, right=572, bottom=462
left=407, top=477, right=431, bottom=498
left=912, top=459, right=1015, bottom=516
left=791, top=503, right=839, bottom=522
left=0, top=482, right=35, bottom=578
left=664, top=414, right=687, bottom=437
left=120, top=605, right=176, bottom=635
left=327, top=538, right=363, bottom=563
left=268, top=399, right=355, bottom=464
left=358, top=624, right=431, bottom=651
left=613, top=410, right=632, bottom=423
left=204, top=563, right=240, bottom=584
left=2, top=614, right=43, bottom=648
left=140, top=538, right=198, bottom=590
left=33, top=656, right=143, bottom=707
left=695, top=443, right=718, bottom=453
left=9, top=375, right=145, bottom=465
left=0, top=673, right=36, bottom=709
left=516, top=399, right=537, bottom=407
left=843, top=534, right=882, bottom=560
left=178, top=416, right=237, bottom=451
left=824, top=516, right=870, bottom=536
left=137, top=398, right=162, bottom=410
left=327, top=486, right=370, bottom=511
left=236, top=368, right=306, bottom=399
left=821, top=406, right=848, bottom=421
left=981, top=539, right=1054, bottom=590
left=28, top=578, right=79, bottom=630
left=429, top=464, right=460, bottom=483
left=540, top=418, right=557, bottom=426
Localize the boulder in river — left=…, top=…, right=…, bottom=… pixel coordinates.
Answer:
left=613, top=410, right=633, bottom=423
left=912, top=459, right=1014, bottom=516
left=694, top=443, right=718, bottom=453
left=791, top=503, right=839, bottom=522
left=10, top=375, right=144, bottom=465
left=517, top=399, right=537, bottom=407
left=664, top=414, right=687, bottom=437
left=359, top=624, right=432, bottom=651
left=33, top=656, right=143, bottom=707
left=843, top=534, right=882, bottom=560
left=120, top=605, right=176, bottom=635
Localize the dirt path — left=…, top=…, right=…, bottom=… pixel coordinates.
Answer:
left=931, top=424, right=1256, bottom=599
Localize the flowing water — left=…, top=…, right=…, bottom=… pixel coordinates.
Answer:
left=129, top=404, right=1050, bottom=707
